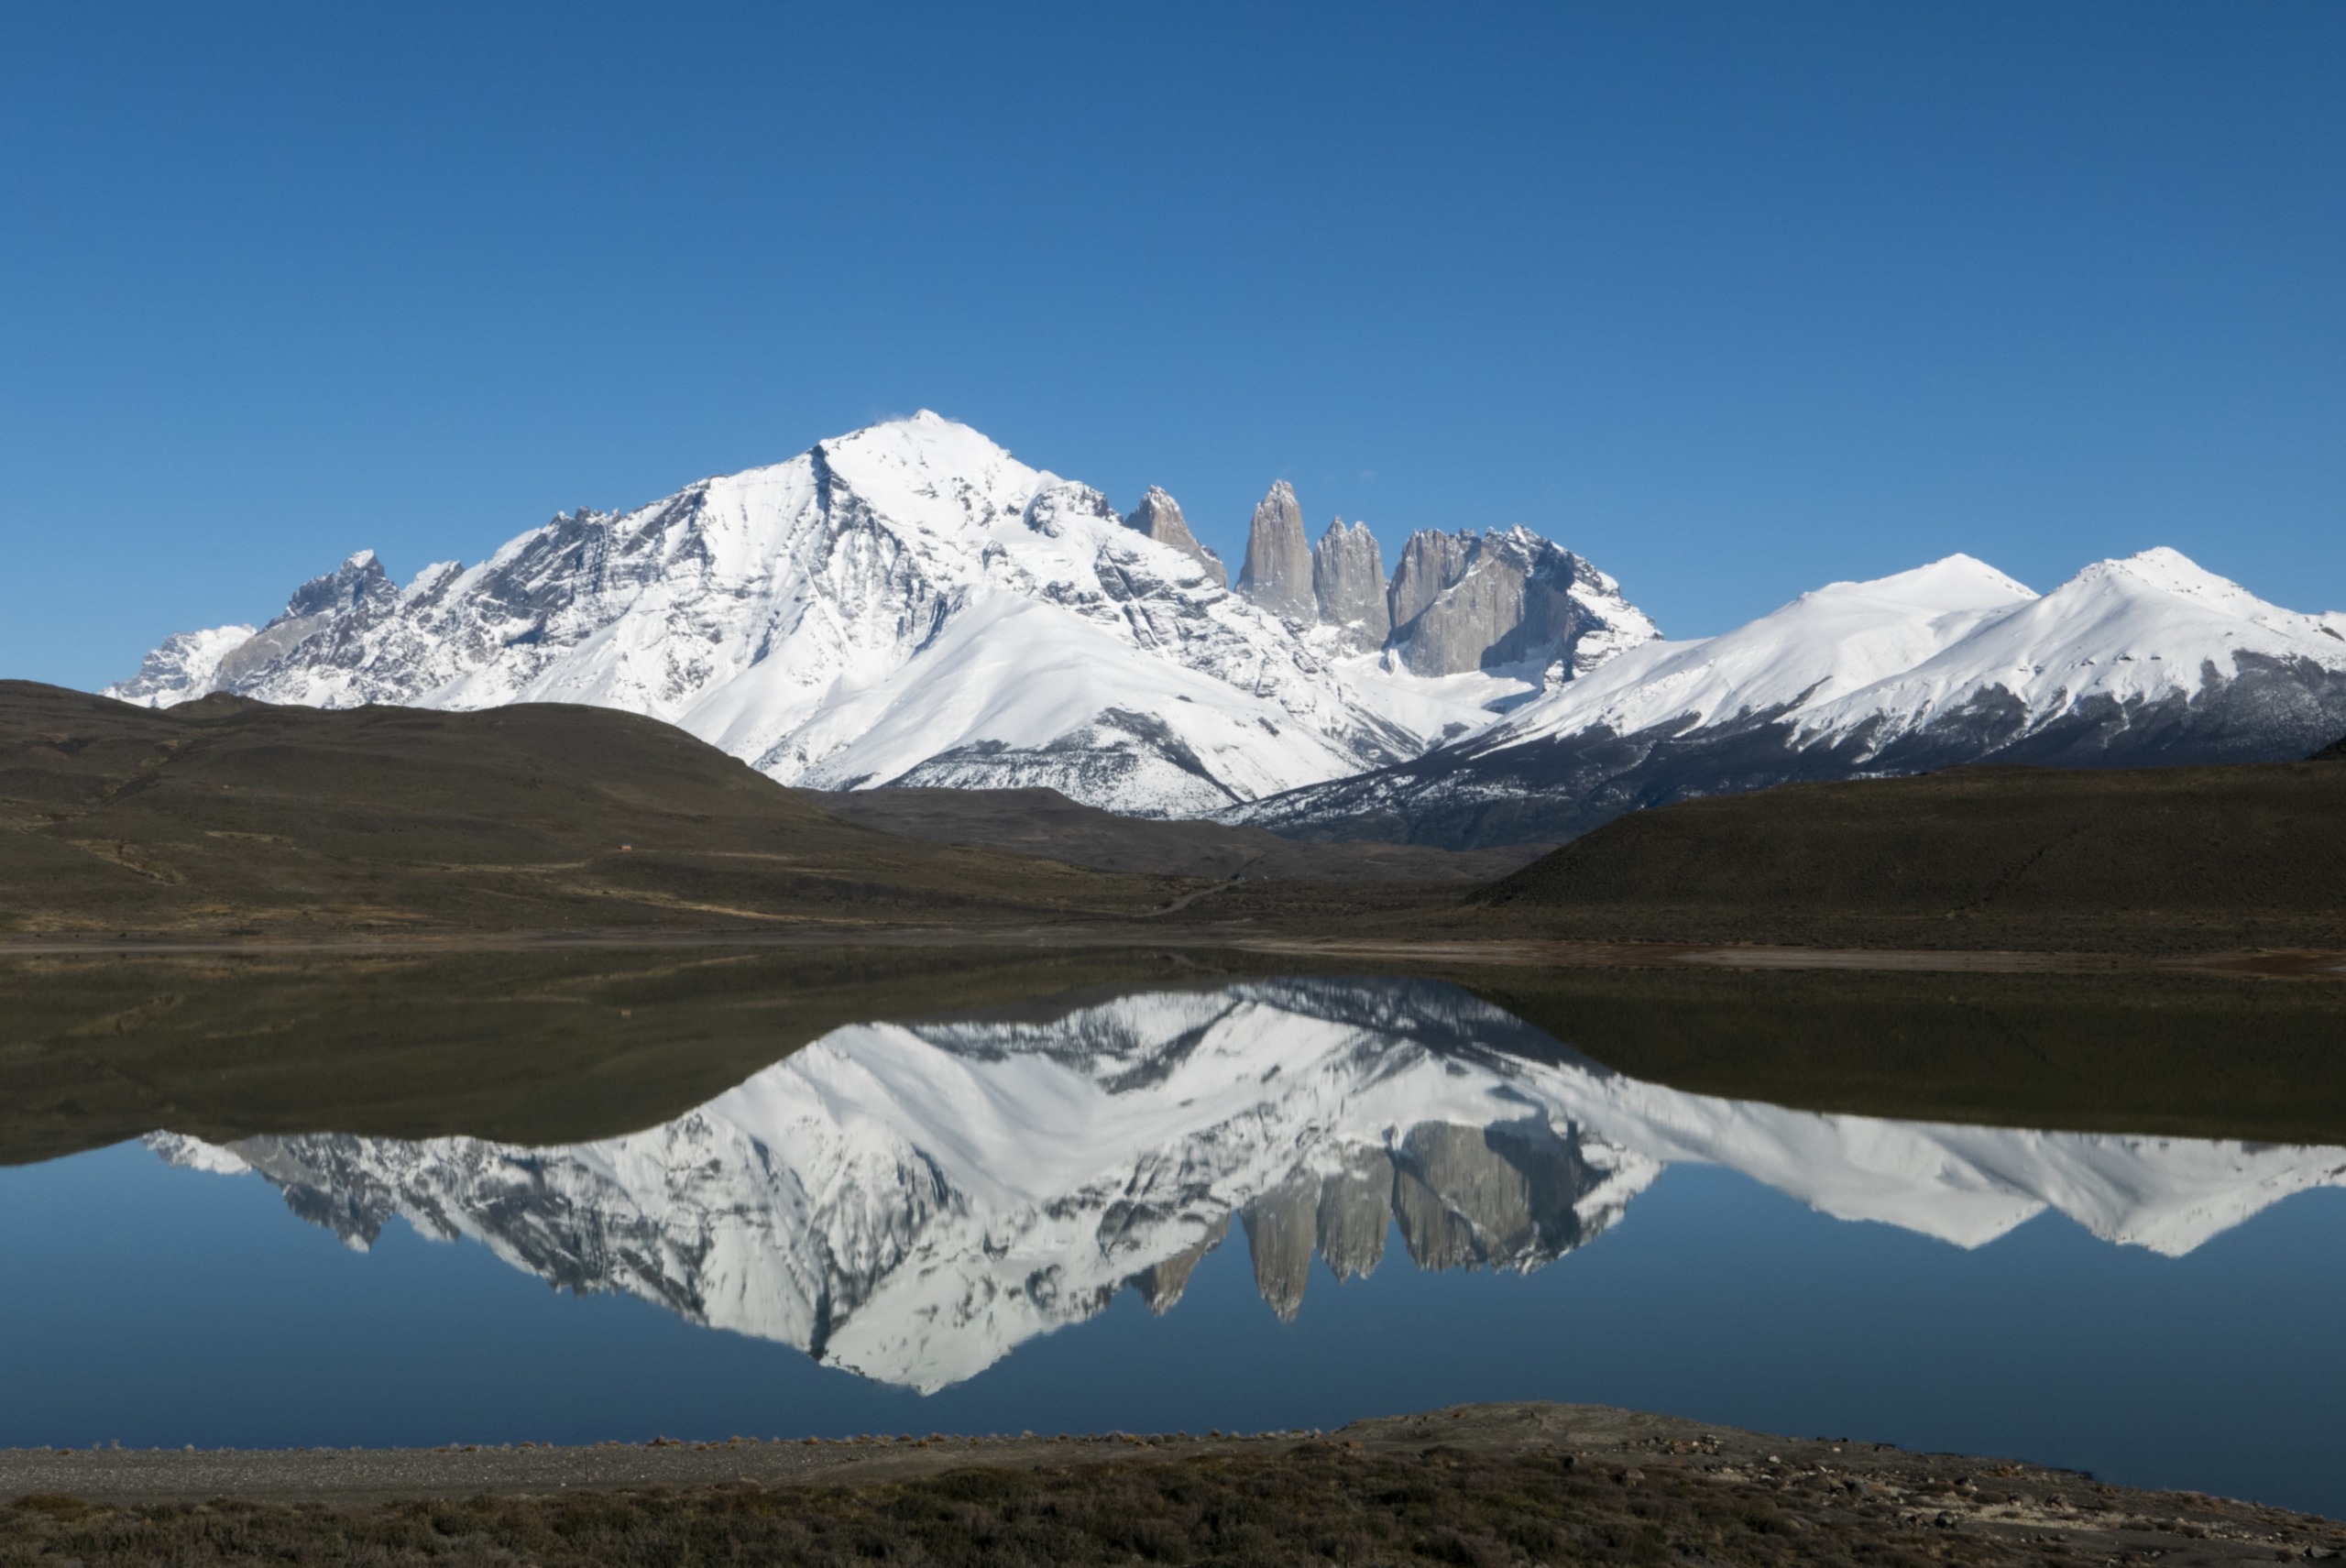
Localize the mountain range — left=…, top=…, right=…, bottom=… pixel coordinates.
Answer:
left=151, top=977, right=2346, bottom=1393
left=1241, top=548, right=2346, bottom=845
left=109, top=413, right=1650, bottom=822
left=109, top=414, right=2346, bottom=845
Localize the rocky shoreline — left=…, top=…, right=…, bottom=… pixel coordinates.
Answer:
left=5, top=1404, right=2339, bottom=1565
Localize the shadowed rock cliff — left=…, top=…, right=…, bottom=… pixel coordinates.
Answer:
left=1389, top=528, right=1635, bottom=677
left=1389, top=531, right=1473, bottom=632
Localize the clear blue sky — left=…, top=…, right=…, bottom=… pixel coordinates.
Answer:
left=5, top=2, right=2341, bottom=691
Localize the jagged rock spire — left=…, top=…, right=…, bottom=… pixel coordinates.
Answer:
left=1236, top=480, right=1314, bottom=621
left=1123, top=487, right=1227, bottom=588
left=1312, top=518, right=1390, bottom=652
left=1388, top=531, right=1472, bottom=633
left=1242, top=1176, right=1318, bottom=1323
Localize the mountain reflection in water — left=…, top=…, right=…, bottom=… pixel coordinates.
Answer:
left=149, top=978, right=2346, bottom=1394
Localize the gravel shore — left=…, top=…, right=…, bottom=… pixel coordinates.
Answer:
left=4, top=1403, right=2339, bottom=1566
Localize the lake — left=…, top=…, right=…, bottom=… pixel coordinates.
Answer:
left=2, top=974, right=2341, bottom=1518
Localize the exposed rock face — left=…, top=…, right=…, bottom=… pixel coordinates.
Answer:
left=106, top=415, right=1666, bottom=825
left=1124, top=487, right=1227, bottom=589
left=1312, top=1148, right=1395, bottom=1279
left=1131, top=1214, right=1229, bottom=1314
left=103, top=416, right=1453, bottom=821
left=1241, top=1175, right=1321, bottom=1322
left=1388, top=527, right=1652, bottom=678
left=215, top=552, right=400, bottom=688
left=108, top=623, right=258, bottom=708
left=1388, top=531, right=1473, bottom=632
left=1390, top=1121, right=1600, bottom=1271
left=1239, top=549, right=2346, bottom=850
left=1236, top=481, right=1314, bottom=621
left=1312, top=520, right=1391, bottom=652
left=1237, top=1113, right=1609, bottom=1321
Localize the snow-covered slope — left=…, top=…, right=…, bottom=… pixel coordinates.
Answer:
left=150, top=978, right=2346, bottom=1392
left=108, top=415, right=2340, bottom=837
left=1484, top=554, right=2039, bottom=745
left=104, top=414, right=1653, bottom=817
left=1237, top=548, right=2346, bottom=846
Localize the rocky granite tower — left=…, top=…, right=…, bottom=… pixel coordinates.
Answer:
left=1387, top=527, right=1642, bottom=677
left=1236, top=480, right=1314, bottom=620
left=1123, top=487, right=1227, bottom=588
left=1387, top=531, right=1473, bottom=632
left=1311, top=519, right=1390, bottom=652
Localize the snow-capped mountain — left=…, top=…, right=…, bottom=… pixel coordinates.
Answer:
left=105, top=414, right=1655, bottom=817
left=1236, top=548, right=2346, bottom=846
left=149, top=977, right=2346, bottom=1393
left=106, top=413, right=2341, bottom=837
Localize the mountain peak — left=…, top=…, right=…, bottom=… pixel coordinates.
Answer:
left=1124, top=487, right=1226, bottom=587
left=1237, top=480, right=1314, bottom=620
left=2087, top=545, right=2260, bottom=606
left=101, top=414, right=1661, bottom=812
left=1798, top=554, right=2038, bottom=615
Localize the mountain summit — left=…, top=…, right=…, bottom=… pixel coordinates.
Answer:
left=1237, top=549, right=2346, bottom=845
left=106, top=413, right=1656, bottom=817
left=106, top=415, right=2344, bottom=838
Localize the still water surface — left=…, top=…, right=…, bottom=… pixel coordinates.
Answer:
left=2, top=977, right=2341, bottom=1515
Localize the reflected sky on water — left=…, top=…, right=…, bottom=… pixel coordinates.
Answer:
left=4, top=977, right=2342, bottom=1517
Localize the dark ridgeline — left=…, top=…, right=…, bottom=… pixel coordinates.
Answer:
left=1474, top=758, right=2346, bottom=953
left=811, top=784, right=1542, bottom=883
left=1246, top=649, right=2346, bottom=853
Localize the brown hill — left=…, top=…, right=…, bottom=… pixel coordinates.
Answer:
left=1473, top=760, right=2346, bottom=951
left=0, top=682, right=1190, bottom=935
left=806, top=785, right=1546, bottom=883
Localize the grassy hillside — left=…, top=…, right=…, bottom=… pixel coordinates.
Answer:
left=806, top=785, right=1546, bottom=883
left=1472, top=758, right=2346, bottom=951
left=0, top=683, right=1191, bottom=934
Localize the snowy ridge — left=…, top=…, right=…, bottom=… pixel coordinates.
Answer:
left=107, top=623, right=258, bottom=708
left=1235, top=547, right=2346, bottom=845
left=104, top=414, right=1650, bottom=817
left=106, top=412, right=2342, bottom=833
left=1474, top=547, right=2346, bottom=761
left=1481, top=555, right=2039, bottom=746
left=150, top=979, right=2346, bottom=1392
